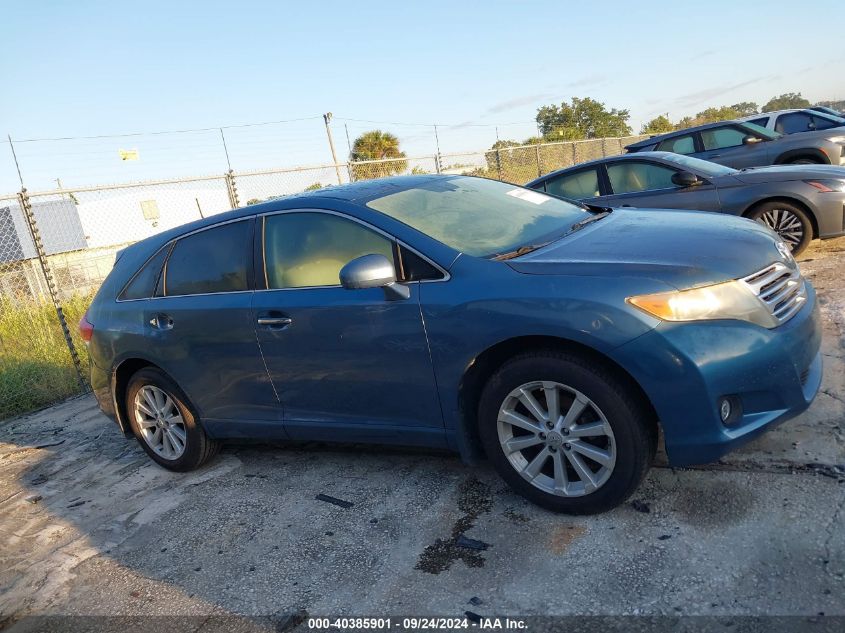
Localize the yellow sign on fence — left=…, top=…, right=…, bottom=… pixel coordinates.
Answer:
left=118, top=148, right=139, bottom=161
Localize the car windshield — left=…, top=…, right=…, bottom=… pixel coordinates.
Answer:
left=365, top=176, right=593, bottom=258
left=661, top=154, right=738, bottom=177
left=739, top=121, right=782, bottom=140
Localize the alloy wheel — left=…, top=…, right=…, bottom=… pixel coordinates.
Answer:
left=755, top=209, right=803, bottom=250
left=497, top=381, right=616, bottom=497
left=134, top=385, right=187, bottom=460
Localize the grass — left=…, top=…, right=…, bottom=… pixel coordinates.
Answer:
left=0, top=293, right=93, bottom=420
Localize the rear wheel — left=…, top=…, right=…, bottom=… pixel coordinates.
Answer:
left=478, top=351, right=655, bottom=514
left=787, top=157, right=821, bottom=165
left=748, top=201, right=812, bottom=255
left=126, top=367, right=219, bottom=471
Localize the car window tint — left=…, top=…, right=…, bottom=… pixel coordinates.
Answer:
left=607, top=162, right=677, bottom=194
left=811, top=115, right=839, bottom=131
left=163, top=221, right=250, bottom=296
left=545, top=168, right=600, bottom=200
left=775, top=113, right=814, bottom=134
left=119, top=246, right=169, bottom=300
left=748, top=117, right=769, bottom=127
left=399, top=245, right=443, bottom=281
left=656, top=134, right=695, bottom=155
left=264, top=212, right=395, bottom=289
left=700, top=126, right=747, bottom=150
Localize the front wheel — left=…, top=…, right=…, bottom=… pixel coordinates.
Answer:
left=126, top=367, right=220, bottom=471
left=748, top=201, right=812, bottom=256
left=478, top=351, right=656, bottom=514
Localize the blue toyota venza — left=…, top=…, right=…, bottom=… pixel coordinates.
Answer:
left=81, top=175, right=822, bottom=514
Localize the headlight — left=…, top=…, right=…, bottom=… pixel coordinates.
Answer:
left=627, top=280, right=778, bottom=328
left=805, top=179, right=845, bottom=192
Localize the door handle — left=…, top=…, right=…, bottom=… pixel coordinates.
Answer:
left=149, top=314, right=174, bottom=330
left=257, top=316, right=292, bottom=327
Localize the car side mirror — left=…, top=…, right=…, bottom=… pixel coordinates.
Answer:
left=671, top=171, right=701, bottom=187
left=339, top=253, right=410, bottom=300
left=742, top=135, right=762, bottom=145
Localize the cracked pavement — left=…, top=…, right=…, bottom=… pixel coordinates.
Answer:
left=0, top=238, right=843, bottom=629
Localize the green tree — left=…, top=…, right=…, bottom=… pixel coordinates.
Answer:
left=304, top=182, right=323, bottom=191
left=536, top=97, right=632, bottom=140
left=762, top=92, right=810, bottom=112
left=641, top=114, right=675, bottom=135
left=730, top=101, right=759, bottom=116
left=246, top=198, right=262, bottom=205
left=350, top=130, right=407, bottom=180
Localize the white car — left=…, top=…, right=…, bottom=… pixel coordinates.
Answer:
left=740, top=108, right=845, bottom=136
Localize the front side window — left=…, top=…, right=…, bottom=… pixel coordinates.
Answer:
left=700, top=126, right=748, bottom=150
left=545, top=168, right=600, bottom=200
left=365, top=176, right=591, bottom=257
left=263, top=212, right=395, bottom=289
left=656, top=134, right=696, bottom=155
left=607, top=162, right=677, bottom=194
left=163, top=220, right=251, bottom=296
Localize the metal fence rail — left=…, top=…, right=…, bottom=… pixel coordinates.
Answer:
left=0, top=134, right=647, bottom=418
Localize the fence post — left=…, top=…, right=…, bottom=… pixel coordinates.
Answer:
left=225, top=170, right=241, bottom=208
left=17, top=188, right=88, bottom=392
left=601, top=138, right=607, bottom=157
left=434, top=153, right=442, bottom=174
left=495, top=148, right=503, bottom=181
left=535, top=143, right=542, bottom=178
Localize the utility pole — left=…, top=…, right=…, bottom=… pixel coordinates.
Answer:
left=8, top=134, right=24, bottom=188
left=323, top=113, right=343, bottom=184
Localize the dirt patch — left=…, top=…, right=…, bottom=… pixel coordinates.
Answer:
left=548, top=525, right=587, bottom=554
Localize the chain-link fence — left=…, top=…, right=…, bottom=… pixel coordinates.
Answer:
left=0, top=134, right=646, bottom=419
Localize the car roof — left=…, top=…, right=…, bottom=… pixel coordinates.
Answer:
left=624, top=120, right=747, bottom=149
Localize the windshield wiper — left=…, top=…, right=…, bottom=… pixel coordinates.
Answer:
left=569, top=211, right=611, bottom=233
left=492, top=241, right=554, bottom=261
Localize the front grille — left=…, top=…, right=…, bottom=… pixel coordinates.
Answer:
left=741, top=262, right=807, bottom=325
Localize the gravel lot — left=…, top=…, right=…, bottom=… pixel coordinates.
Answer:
left=1, top=237, right=844, bottom=630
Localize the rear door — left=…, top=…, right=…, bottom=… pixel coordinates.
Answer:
left=597, top=159, right=721, bottom=211
left=535, top=165, right=604, bottom=205
left=252, top=209, right=444, bottom=442
left=143, top=217, right=281, bottom=426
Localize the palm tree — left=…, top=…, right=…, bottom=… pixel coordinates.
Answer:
left=350, top=130, right=407, bottom=181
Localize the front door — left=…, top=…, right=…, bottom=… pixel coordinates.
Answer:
left=253, top=210, right=443, bottom=441
left=598, top=160, right=722, bottom=211
left=693, top=125, right=768, bottom=168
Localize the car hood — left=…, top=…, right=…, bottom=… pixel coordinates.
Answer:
left=724, top=164, right=845, bottom=185
left=774, top=127, right=845, bottom=147
left=508, top=208, right=791, bottom=290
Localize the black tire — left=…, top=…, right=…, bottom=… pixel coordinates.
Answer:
left=787, top=157, right=821, bottom=165
left=478, top=351, right=656, bottom=515
left=747, top=200, right=813, bottom=256
left=125, top=367, right=220, bottom=472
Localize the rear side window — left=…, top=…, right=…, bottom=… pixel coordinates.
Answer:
left=119, top=246, right=169, bottom=300
left=545, top=168, right=600, bottom=200
left=656, top=134, right=696, bottom=154
left=263, top=212, right=395, bottom=289
left=163, top=220, right=251, bottom=296
left=748, top=117, right=769, bottom=127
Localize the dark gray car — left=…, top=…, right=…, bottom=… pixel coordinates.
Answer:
left=526, top=152, right=845, bottom=254
left=626, top=120, right=845, bottom=169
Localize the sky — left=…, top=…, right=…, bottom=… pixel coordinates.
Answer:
left=1, top=0, right=844, bottom=193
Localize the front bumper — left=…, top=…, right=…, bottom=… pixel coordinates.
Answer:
left=614, top=284, right=822, bottom=466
